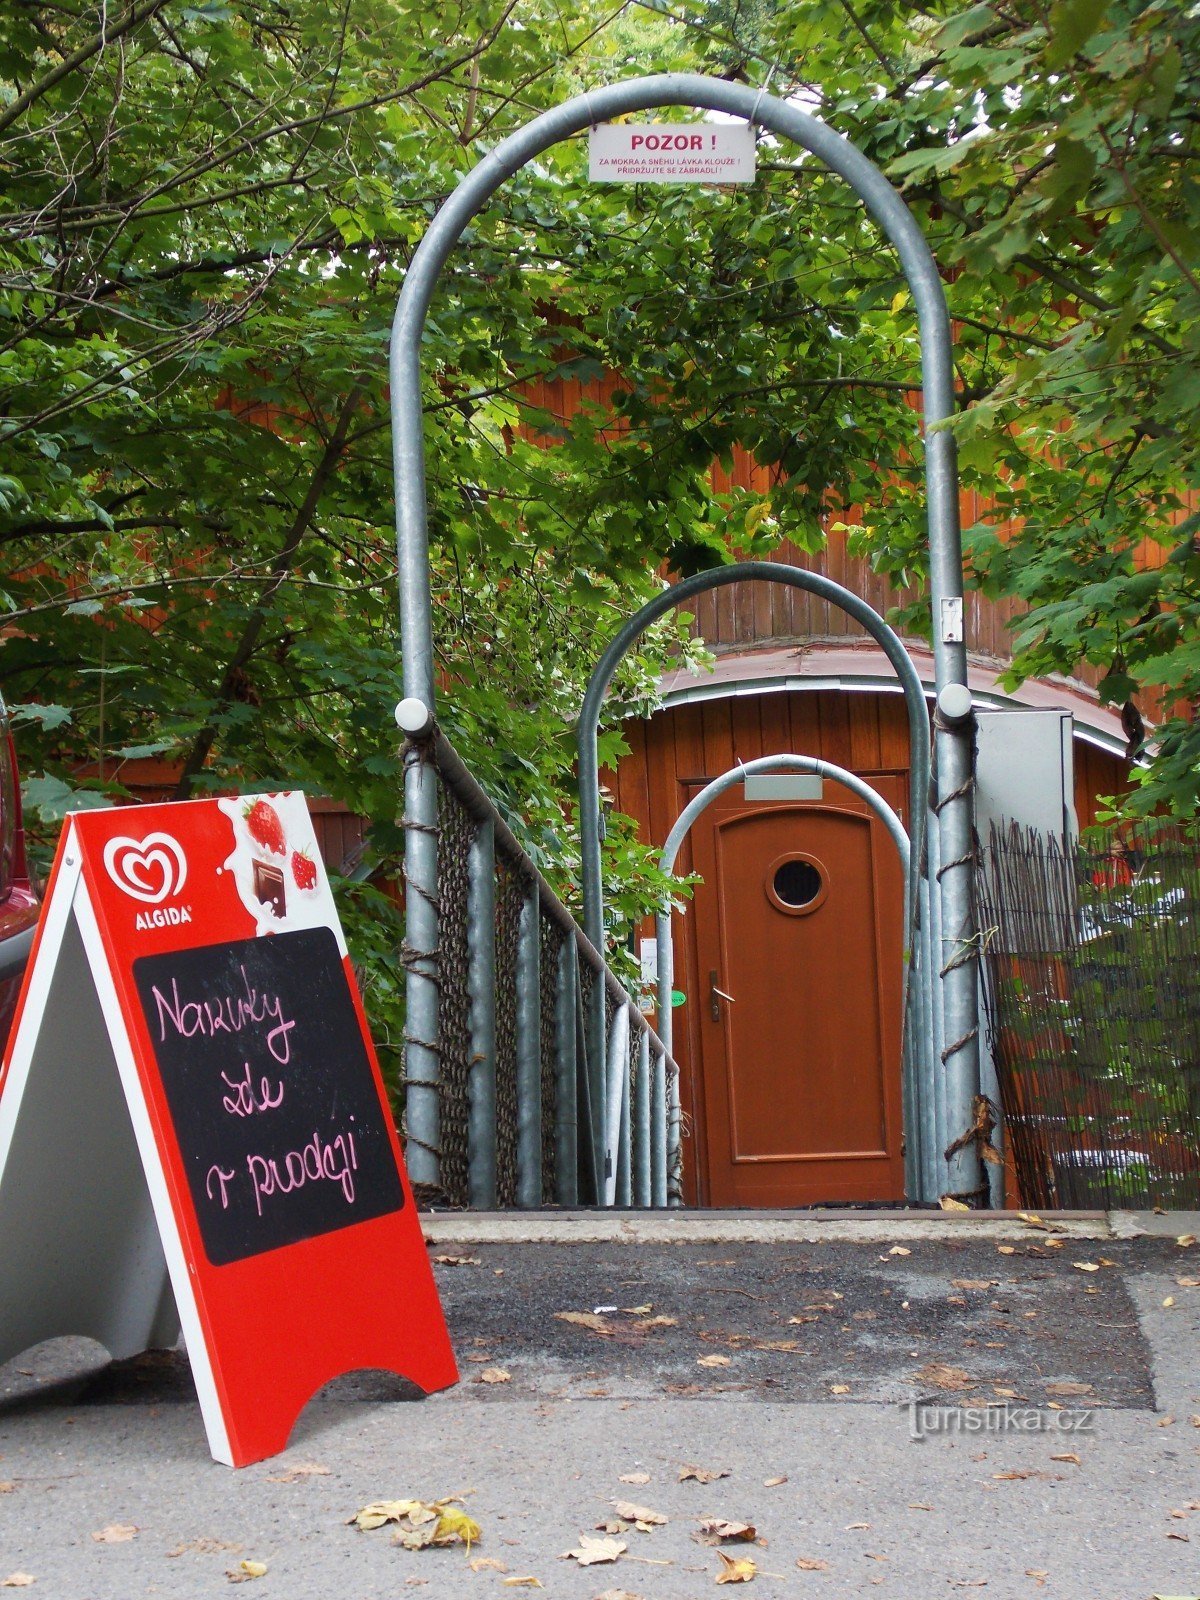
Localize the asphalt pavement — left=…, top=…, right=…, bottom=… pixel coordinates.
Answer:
left=1, top=1210, right=1198, bottom=1600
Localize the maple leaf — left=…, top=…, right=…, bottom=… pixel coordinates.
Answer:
left=560, top=1536, right=626, bottom=1566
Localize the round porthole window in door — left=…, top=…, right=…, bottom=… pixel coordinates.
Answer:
left=765, top=852, right=828, bottom=916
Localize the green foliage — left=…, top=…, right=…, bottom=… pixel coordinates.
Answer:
left=4, top=0, right=1200, bottom=1070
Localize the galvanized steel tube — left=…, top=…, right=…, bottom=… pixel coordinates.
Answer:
left=466, top=816, right=497, bottom=1208
left=634, top=1026, right=652, bottom=1207
left=555, top=935, right=580, bottom=1206
left=603, top=1001, right=631, bottom=1207
left=514, top=886, right=542, bottom=1209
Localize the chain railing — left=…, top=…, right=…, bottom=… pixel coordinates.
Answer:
left=399, top=714, right=681, bottom=1210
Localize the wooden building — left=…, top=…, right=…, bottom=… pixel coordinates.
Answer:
left=605, top=534, right=1133, bottom=1210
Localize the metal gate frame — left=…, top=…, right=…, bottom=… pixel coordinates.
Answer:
left=389, top=72, right=983, bottom=1207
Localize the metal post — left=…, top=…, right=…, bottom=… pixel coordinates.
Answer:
left=617, top=1009, right=633, bottom=1208
left=933, top=685, right=983, bottom=1202
left=466, top=816, right=497, bottom=1208
left=514, top=884, right=542, bottom=1209
left=633, top=1026, right=651, bottom=1207
left=603, top=1001, right=630, bottom=1206
left=397, top=700, right=441, bottom=1193
left=555, top=935, right=580, bottom=1206
left=574, top=973, right=599, bottom=1205
left=651, top=1039, right=667, bottom=1208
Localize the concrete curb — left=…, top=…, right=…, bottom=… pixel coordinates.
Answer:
left=419, top=1208, right=1128, bottom=1245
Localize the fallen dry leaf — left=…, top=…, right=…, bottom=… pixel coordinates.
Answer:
left=993, top=1471, right=1032, bottom=1481
left=915, top=1363, right=974, bottom=1392
left=888, top=1246, right=911, bottom=1257
left=830, top=1384, right=850, bottom=1394
left=91, top=1525, right=138, bottom=1544
left=267, top=1462, right=330, bottom=1483
left=697, top=1355, right=731, bottom=1369
left=1044, top=1382, right=1094, bottom=1397
left=1, top=1580, right=34, bottom=1591
left=1073, top=1262, right=1101, bottom=1273
left=845, top=1523, right=871, bottom=1531
left=227, top=1561, right=268, bottom=1583
left=431, top=1255, right=481, bottom=1266
left=1050, top=1454, right=1081, bottom=1465
left=619, top=1473, right=651, bottom=1485
left=641, top=1316, right=679, bottom=1328
left=951, top=1279, right=996, bottom=1291
left=1165, top=1531, right=1190, bottom=1542
left=555, top=1311, right=614, bottom=1335
left=166, top=1538, right=242, bottom=1558
left=787, top=1315, right=818, bottom=1325
left=0, top=1485, right=13, bottom=1496
left=796, top=1556, right=829, bottom=1571
left=1176, top=1277, right=1200, bottom=1288
left=612, top=1501, right=667, bottom=1529
left=715, top=1552, right=757, bottom=1584
left=478, top=1368, right=512, bottom=1385
left=561, top=1536, right=626, bottom=1567
left=940, top=1196, right=970, bottom=1212
left=698, top=1519, right=757, bottom=1544
left=996, top=1245, right=1017, bottom=1256
left=1177, top=1234, right=1196, bottom=1248
left=469, top=1557, right=508, bottom=1572
left=1163, top=1297, right=1176, bottom=1309
left=679, top=1465, right=729, bottom=1484
left=763, top=1476, right=787, bottom=1488
left=350, top=1498, right=480, bottom=1551
left=623, top=1305, right=654, bottom=1316
left=501, top=1579, right=543, bottom=1589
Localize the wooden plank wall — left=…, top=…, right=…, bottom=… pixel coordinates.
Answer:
left=610, top=691, right=1131, bottom=854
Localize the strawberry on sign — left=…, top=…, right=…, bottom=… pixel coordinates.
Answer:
left=245, top=798, right=286, bottom=855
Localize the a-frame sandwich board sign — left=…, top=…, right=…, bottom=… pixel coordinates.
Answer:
left=0, top=792, right=457, bottom=1466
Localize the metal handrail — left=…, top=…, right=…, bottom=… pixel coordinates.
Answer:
left=399, top=709, right=680, bottom=1208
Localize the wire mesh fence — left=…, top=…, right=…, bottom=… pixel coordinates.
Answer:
left=977, top=821, right=1200, bottom=1210
left=404, top=726, right=680, bottom=1210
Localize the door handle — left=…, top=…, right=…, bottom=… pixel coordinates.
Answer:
left=709, top=970, right=735, bottom=1021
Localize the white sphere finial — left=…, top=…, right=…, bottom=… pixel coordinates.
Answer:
left=395, top=697, right=433, bottom=735
left=937, top=683, right=974, bottom=724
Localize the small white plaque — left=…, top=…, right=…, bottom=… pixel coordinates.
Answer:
left=589, top=122, right=756, bottom=184
left=639, top=937, right=658, bottom=986
left=940, top=595, right=964, bottom=644
left=744, top=775, right=824, bottom=802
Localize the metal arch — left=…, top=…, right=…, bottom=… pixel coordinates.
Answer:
left=390, top=71, right=980, bottom=1205
left=576, top=562, right=928, bottom=958
left=651, top=754, right=911, bottom=1204
left=575, top=562, right=932, bottom=1200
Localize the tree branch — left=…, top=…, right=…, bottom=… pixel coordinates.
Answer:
left=172, top=381, right=365, bottom=797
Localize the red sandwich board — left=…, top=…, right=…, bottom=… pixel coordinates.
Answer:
left=0, top=793, right=457, bottom=1466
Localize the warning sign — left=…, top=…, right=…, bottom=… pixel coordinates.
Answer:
left=589, top=122, right=756, bottom=184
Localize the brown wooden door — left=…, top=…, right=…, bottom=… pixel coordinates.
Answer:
left=688, top=781, right=906, bottom=1206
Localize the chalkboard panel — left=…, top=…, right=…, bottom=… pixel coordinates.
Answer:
left=133, top=929, right=404, bottom=1266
